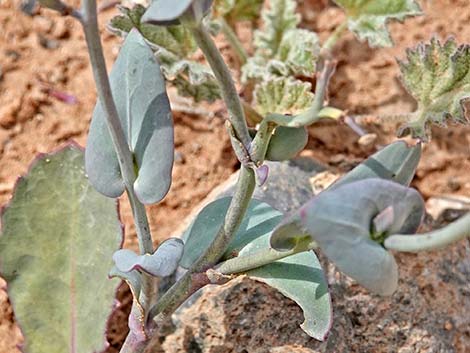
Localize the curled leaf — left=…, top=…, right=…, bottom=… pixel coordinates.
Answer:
left=333, top=0, right=422, bottom=47
left=85, top=29, right=174, bottom=204
left=398, top=37, right=470, bottom=140
left=113, top=238, right=184, bottom=277
left=270, top=179, right=425, bottom=295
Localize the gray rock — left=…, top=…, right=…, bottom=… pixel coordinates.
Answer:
left=152, top=158, right=470, bottom=353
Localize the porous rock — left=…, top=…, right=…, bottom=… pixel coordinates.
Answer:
left=150, top=158, right=470, bottom=353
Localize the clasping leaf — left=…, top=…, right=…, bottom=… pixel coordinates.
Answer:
left=113, top=238, right=184, bottom=277
left=271, top=178, right=425, bottom=295
left=85, top=29, right=174, bottom=204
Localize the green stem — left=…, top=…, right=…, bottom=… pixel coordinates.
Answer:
left=321, top=21, right=347, bottom=55
left=188, top=20, right=252, bottom=152
left=148, top=116, right=275, bottom=323
left=80, top=0, right=153, bottom=256
left=266, top=59, right=336, bottom=127
left=219, top=17, right=248, bottom=65
left=217, top=239, right=317, bottom=275
left=79, top=0, right=156, bottom=347
left=384, top=213, right=470, bottom=252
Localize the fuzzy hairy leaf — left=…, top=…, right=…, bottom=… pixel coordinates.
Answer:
left=212, top=0, right=264, bottom=22
left=333, top=0, right=422, bottom=47
left=270, top=179, right=425, bottom=295
left=180, top=197, right=283, bottom=269
left=398, top=37, right=470, bottom=139
left=113, top=238, right=184, bottom=277
left=85, top=29, right=174, bottom=204
left=240, top=236, right=332, bottom=340
left=277, top=29, right=320, bottom=77
left=0, top=145, right=122, bottom=353
left=254, top=0, right=299, bottom=58
left=254, top=77, right=314, bottom=116
left=109, top=5, right=221, bottom=102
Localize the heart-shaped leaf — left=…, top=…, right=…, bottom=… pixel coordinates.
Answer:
left=239, top=235, right=332, bottom=341
left=113, top=238, right=184, bottom=277
left=142, top=0, right=213, bottom=26
left=85, top=29, right=174, bottom=204
left=0, top=144, right=122, bottom=353
left=332, top=0, right=422, bottom=47
left=180, top=197, right=283, bottom=269
left=270, top=179, right=425, bottom=295
left=331, top=140, right=421, bottom=190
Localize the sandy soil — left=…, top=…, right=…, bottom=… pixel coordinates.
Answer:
left=0, top=0, right=469, bottom=352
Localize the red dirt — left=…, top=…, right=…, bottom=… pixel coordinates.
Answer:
left=0, top=0, right=469, bottom=352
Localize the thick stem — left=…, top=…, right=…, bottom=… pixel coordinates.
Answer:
left=216, top=239, right=317, bottom=275
left=188, top=21, right=252, bottom=151
left=219, top=17, right=248, bottom=65
left=384, top=213, right=470, bottom=252
left=148, top=120, right=275, bottom=323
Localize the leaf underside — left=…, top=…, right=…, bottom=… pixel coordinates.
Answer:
left=333, top=0, right=422, bottom=47
left=85, top=29, right=174, bottom=204
left=398, top=37, right=470, bottom=140
left=0, top=145, right=122, bottom=353
left=241, top=236, right=332, bottom=341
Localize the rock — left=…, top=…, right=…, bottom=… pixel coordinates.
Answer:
left=151, top=158, right=470, bottom=353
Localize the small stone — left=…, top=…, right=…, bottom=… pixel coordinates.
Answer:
left=444, top=321, right=453, bottom=331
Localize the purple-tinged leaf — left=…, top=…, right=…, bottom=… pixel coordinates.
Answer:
left=113, top=238, right=184, bottom=277
left=270, top=179, right=425, bottom=295
left=0, top=144, right=122, bottom=353
left=255, top=164, right=269, bottom=186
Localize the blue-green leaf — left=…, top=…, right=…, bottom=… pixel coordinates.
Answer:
left=240, top=236, right=332, bottom=341
left=180, top=197, right=283, bottom=269
left=0, top=145, right=122, bottom=353
left=265, top=126, right=309, bottom=161
left=113, top=238, right=184, bottom=277
left=330, top=140, right=421, bottom=190
left=85, top=29, right=174, bottom=204
left=142, top=0, right=213, bottom=26
left=270, top=179, right=425, bottom=295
